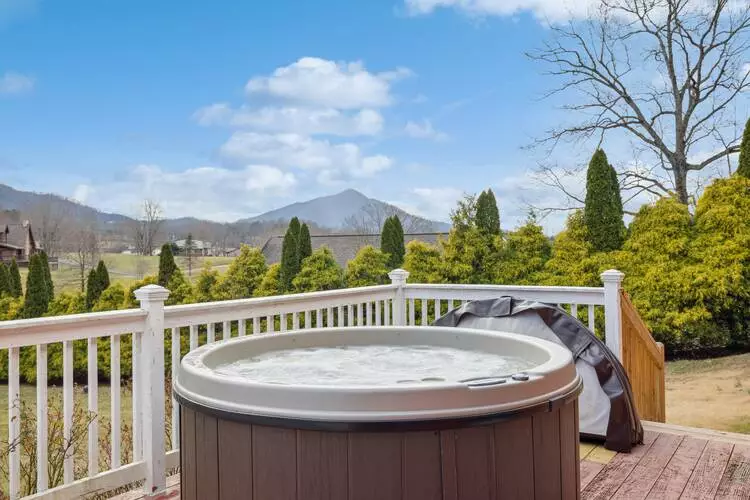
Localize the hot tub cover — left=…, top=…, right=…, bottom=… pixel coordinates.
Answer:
left=432, top=297, right=643, bottom=452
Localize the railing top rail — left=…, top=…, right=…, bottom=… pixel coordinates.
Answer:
left=0, top=308, right=147, bottom=348
left=403, top=283, right=606, bottom=305
left=163, top=284, right=398, bottom=328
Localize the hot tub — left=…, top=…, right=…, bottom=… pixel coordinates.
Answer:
left=174, top=326, right=582, bottom=500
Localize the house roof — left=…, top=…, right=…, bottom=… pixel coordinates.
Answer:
left=260, top=232, right=448, bottom=267
left=1, top=223, right=36, bottom=251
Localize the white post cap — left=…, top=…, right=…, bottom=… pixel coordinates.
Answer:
left=388, top=268, right=410, bottom=285
left=133, top=284, right=171, bottom=303
left=600, top=269, right=625, bottom=283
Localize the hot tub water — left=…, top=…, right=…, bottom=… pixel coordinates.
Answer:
left=214, top=344, right=537, bottom=386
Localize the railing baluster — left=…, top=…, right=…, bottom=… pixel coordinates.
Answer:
left=223, top=320, right=231, bottom=340
left=267, top=315, right=274, bottom=333
left=421, top=299, right=428, bottom=326
left=375, top=300, right=382, bottom=326
left=571, top=303, right=578, bottom=318
left=304, top=311, right=311, bottom=330
left=132, top=332, right=143, bottom=461
left=63, top=340, right=74, bottom=484
left=253, top=316, right=260, bottom=334
left=8, top=346, right=20, bottom=499
left=171, top=327, right=180, bottom=449
left=281, top=314, right=287, bottom=332
left=336, top=306, right=342, bottom=327
left=434, top=299, right=441, bottom=320
left=293, top=312, right=300, bottom=330
left=365, top=302, right=371, bottom=326
left=316, top=309, right=323, bottom=328
left=327, top=307, right=333, bottom=327
left=238, top=319, right=246, bottom=336
left=88, top=337, right=98, bottom=476
left=385, top=299, right=391, bottom=326
left=37, top=343, right=48, bottom=491
left=189, top=324, right=198, bottom=351
left=347, top=305, right=353, bottom=327
left=208, top=322, right=215, bottom=343
left=588, top=305, right=596, bottom=333
left=357, top=304, right=363, bottom=326
left=111, top=335, right=121, bottom=468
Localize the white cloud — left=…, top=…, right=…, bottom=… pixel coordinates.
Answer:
left=220, top=132, right=393, bottom=183
left=246, top=57, right=411, bottom=109
left=82, top=164, right=298, bottom=221
left=404, top=119, right=448, bottom=141
left=73, top=184, right=91, bottom=204
left=404, top=0, right=598, bottom=21
left=403, top=187, right=465, bottom=221
left=0, top=71, right=34, bottom=94
left=194, top=104, right=383, bottom=136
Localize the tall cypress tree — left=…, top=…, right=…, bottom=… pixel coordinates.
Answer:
left=381, top=216, right=405, bottom=269
left=96, top=260, right=110, bottom=290
left=39, top=251, right=54, bottom=302
left=85, top=268, right=99, bottom=310
left=298, top=223, right=312, bottom=263
left=279, top=218, right=301, bottom=292
left=158, top=243, right=178, bottom=287
left=0, top=263, right=10, bottom=296
left=476, top=189, right=501, bottom=235
left=23, top=254, right=49, bottom=318
left=738, top=118, right=750, bottom=178
left=584, top=149, right=625, bottom=252
left=8, top=259, right=22, bottom=298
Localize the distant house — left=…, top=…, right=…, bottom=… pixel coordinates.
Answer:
left=0, top=221, right=40, bottom=264
left=260, top=232, right=449, bottom=268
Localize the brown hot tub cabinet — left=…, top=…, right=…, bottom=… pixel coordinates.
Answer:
left=175, top=326, right=582, bottom=500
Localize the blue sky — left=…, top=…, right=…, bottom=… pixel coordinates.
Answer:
left=1, top=0, right=743, bottom=231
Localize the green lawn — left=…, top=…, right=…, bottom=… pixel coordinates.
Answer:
left=20, top=253, right=237, bottom=294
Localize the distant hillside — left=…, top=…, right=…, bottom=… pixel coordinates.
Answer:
left=0, top=183, right=131, bottom=226
left=243, top=189, right=451, bottom=232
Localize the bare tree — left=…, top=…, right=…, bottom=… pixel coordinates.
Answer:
left=344, top=202, right=434, bottom=238
left=27, top=196, right=70, bottom=257
left=64, top=219, right=100, bottom=292
left=529, top=0, right=750, bottom=205
left=131, top=200, right=163, bottom=256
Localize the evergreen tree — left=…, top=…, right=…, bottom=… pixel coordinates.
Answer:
left=298, top=223, right=312, bottom=263
left=96, top=260, right=110, bottom=290
left=254, top=263, right=281, bottom=298
left=85, top=268, right=100, bottom=310
left=215, top=245, right=267, bottom=299
left=279, top=218, right=301, bottom=291
left=584, top=149, right=625, bottom=252
left=292, top=247, right=343, bottom=293
left=345, top=246, right=390, bottom=287
left=23, top=254, right=49, bottom=318
left=39, top=251, right=54, bottom=302
left=157, top=243, right=178, bottom=287
left=738, top=118, right=750, bottom=178
left=381, top=216, right=405, bottom=269
left=476, top=189, right=501, bottom=236
left=0, top=263, right=10, bottom=297
left=8, top=259, right=22, bottom=298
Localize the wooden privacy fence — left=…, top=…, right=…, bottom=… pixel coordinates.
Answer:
left=620, top=291, right=666, bottom=423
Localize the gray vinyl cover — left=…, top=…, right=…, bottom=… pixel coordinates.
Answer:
left=432, top=297, right=644, bottom=452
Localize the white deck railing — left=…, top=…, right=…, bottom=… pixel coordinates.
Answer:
left=0, top=269, right=627, bottom=499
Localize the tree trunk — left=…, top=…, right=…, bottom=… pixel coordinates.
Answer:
left=672, top=159, right=689, bottom=205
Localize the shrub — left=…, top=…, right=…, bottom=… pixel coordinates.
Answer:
left=157, top=244, right=178, bottom=287
left=23, top=254, right=49, bottom=318
left=293, top=247, right=343, bottom=293
left=345, top=246, right=389, bottom=287
left=215, top=245, right=267, bottom=299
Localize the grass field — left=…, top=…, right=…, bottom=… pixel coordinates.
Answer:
left=20, top=253, right=236, bottom=294
left=666, top=352, right=750, bottom=433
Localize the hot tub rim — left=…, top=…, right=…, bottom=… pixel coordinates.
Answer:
left=174, top=376, right=582, bottom=433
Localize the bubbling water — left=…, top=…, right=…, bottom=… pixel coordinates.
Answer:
left=214, top=344, right=537, bottom=386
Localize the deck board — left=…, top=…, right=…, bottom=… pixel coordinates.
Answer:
left=114, top=425, right=750, bottom=500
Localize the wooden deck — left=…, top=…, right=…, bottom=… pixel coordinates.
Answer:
left=115, top=422, right=750, bottom=500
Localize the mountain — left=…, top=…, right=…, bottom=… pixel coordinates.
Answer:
left=0, top=183, right=132, bottom=226
left=0, top=184, right=450, bottom=241
left=242, top=189, right=451, bottom=232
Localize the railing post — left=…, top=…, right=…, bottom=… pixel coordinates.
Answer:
left=134, top=284, right=170, bottom=496
left=601, top=269, right=624, bottom=360
left=388, top=269, right=409, bottom=326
